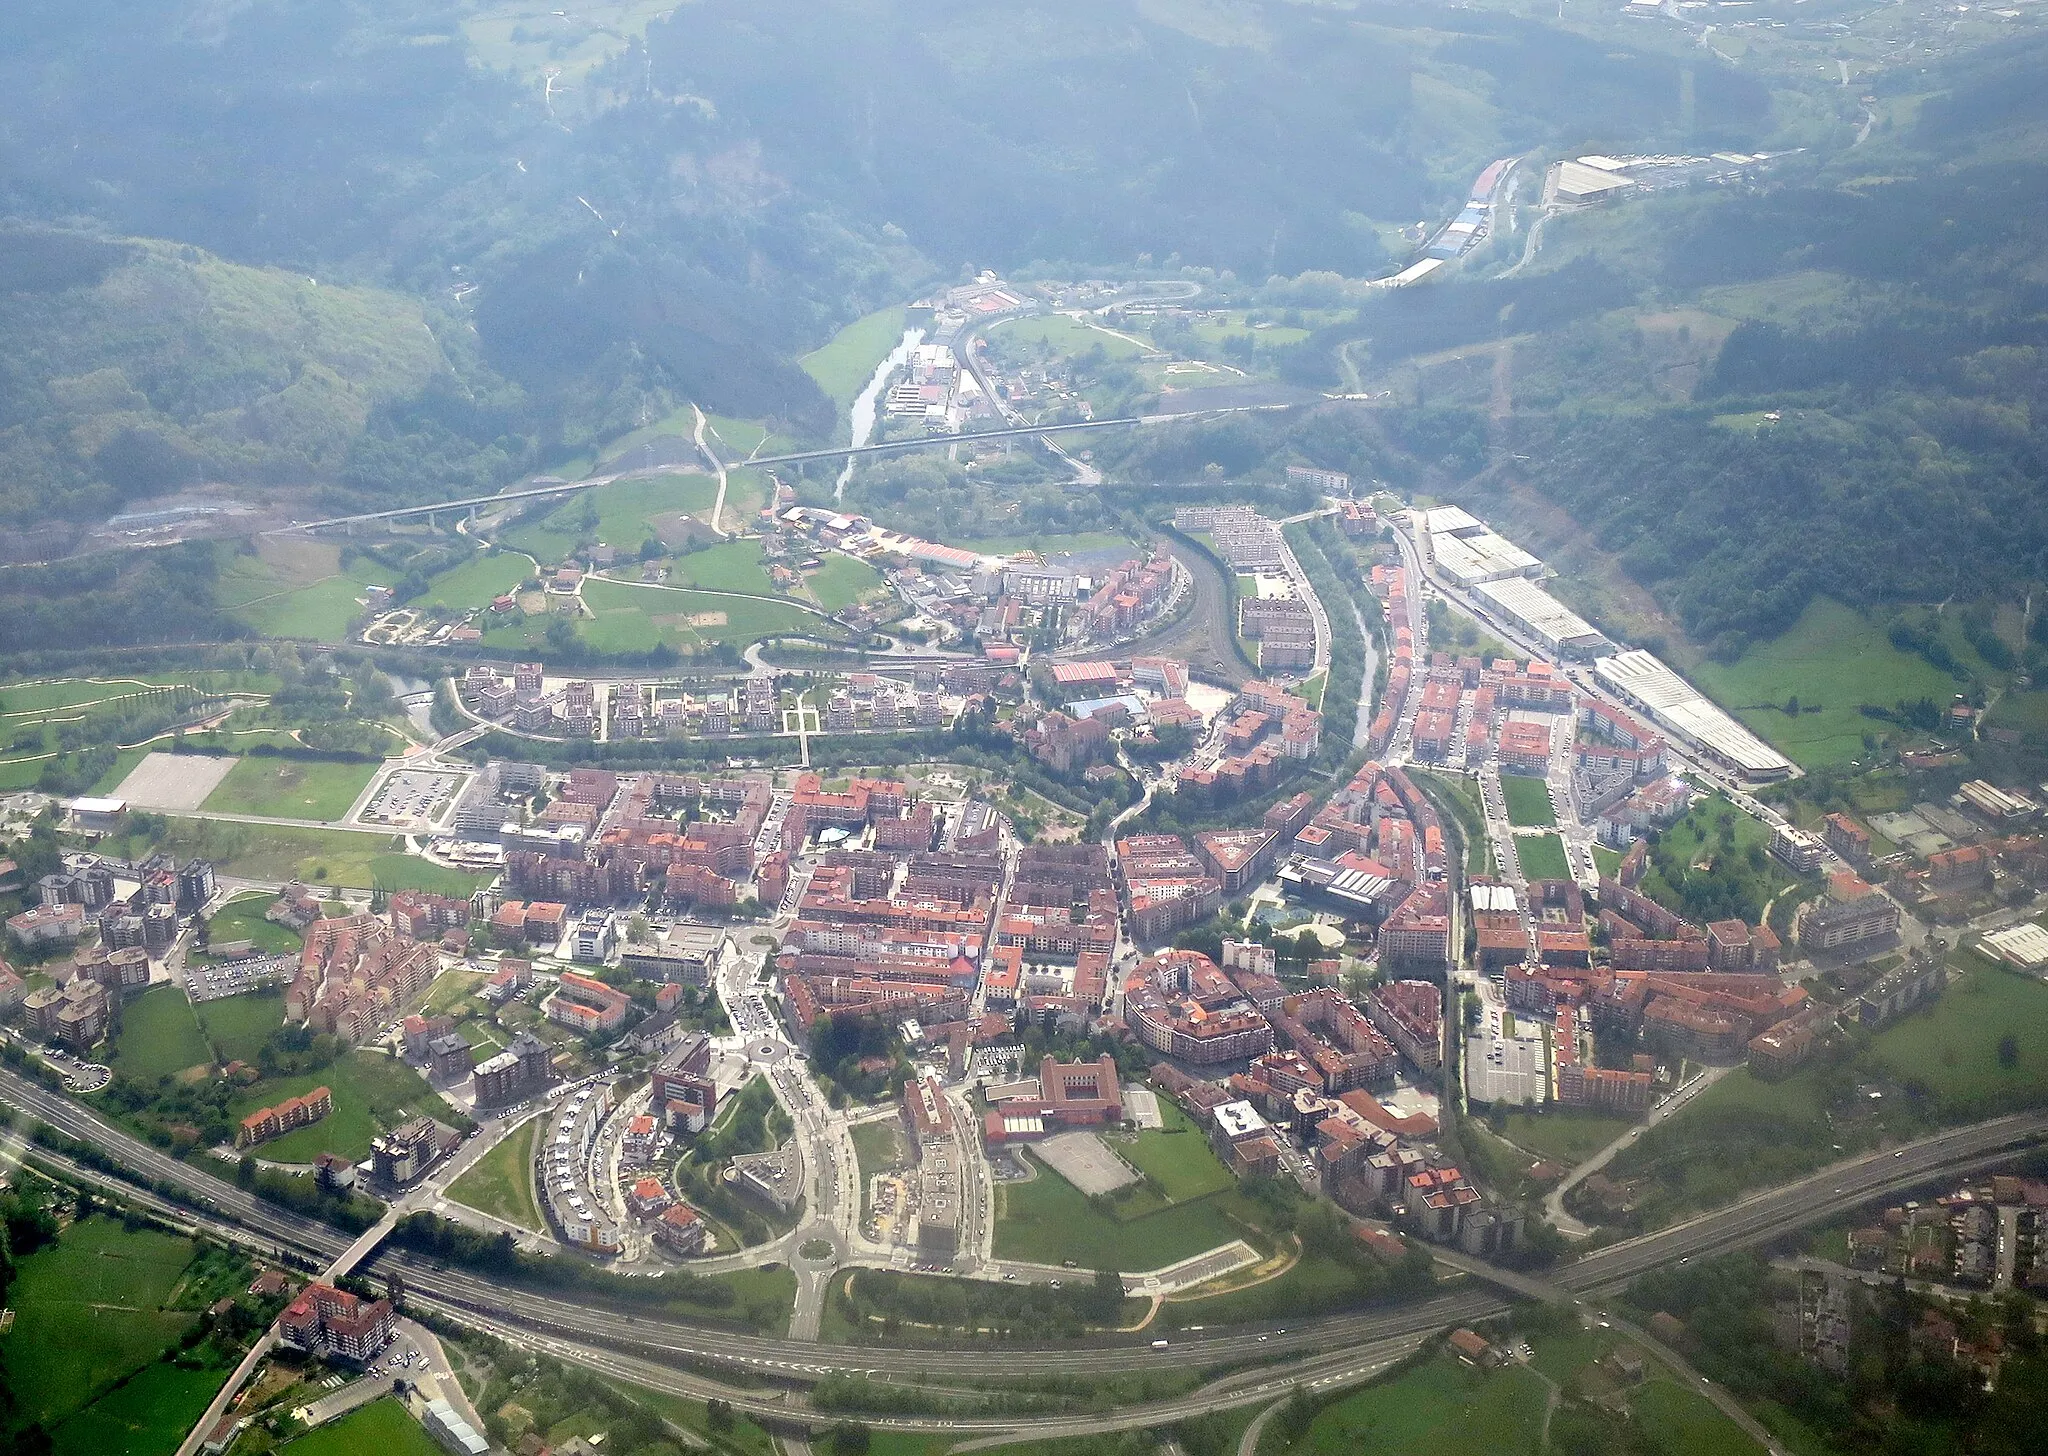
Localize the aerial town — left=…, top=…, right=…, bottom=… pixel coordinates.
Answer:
left=8, top=0, right=2048, bottom=1449
left=7, top=459, right=2046, bottom=1448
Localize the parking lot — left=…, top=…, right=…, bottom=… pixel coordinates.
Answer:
left=185, top=954, right=295, bottom=1003
left=359, top=768, right=464, bottom=828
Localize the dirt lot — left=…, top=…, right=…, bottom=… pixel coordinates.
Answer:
left=1035, top=1130, right=1139, bottom=1196
left=113, top=751, right=240, bottom=810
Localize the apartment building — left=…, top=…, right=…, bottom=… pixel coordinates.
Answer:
left=237, top=1086, right=333, bottom=1148
left=1368, top=980, right=1443, bottom=1072
left=472, top=1031, right=555, bottom=1108
left=280, top=1283, right=395, bottom=1366
left=1797, top=873, right=1902, bottom=952
left=545, top=971, right=634, bottom=1037
left=1121, top=950, right=1275, bottom=1065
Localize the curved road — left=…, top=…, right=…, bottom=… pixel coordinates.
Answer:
left=1069, top=532, right=1248, bottom=687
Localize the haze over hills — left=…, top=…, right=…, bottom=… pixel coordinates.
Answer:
left=0, top=0, right=1783, bottom=531
left=0, top=0, right=2035, bottom=651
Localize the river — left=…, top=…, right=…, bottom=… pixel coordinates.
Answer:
left=834, top=327, right=926, bottom=502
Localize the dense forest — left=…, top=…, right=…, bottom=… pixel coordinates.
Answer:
left=637, top=0, right=1764, bottom=279
left=1511, top=139, right=2048, bottom=654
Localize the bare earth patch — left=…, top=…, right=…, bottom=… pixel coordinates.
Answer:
left=1035, top=1130, right=1140, bottom=1196
left=113, top=751, right=240, bottom=811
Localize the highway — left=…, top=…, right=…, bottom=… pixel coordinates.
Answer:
left=272, top=408, right=1284, bottom=535
left=4, top=1058, right=2042, bottom=1391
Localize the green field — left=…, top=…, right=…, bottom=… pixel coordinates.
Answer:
left=0, top=675, right=214, bottom=716
left=415, top=550, right=534, bottom=611
left=703, top=413, right=786, bottom=460
left=1865, top=966, right=2048, bottom=1117
left=1187, top=309, right=1310, bottom=352
left=801, top=307, right=908, bottom=406
left=0, top=742, right=148, bottom=793
left=1514, top=832, right=1569, bottom=881
left=367, top=852, right=492, bottom=897
left=106, top=817, right=480, bottom=892
left=1690, top=598, right=1965, bottom=768
left=1984, top=687, right=2048, bottom=740
left=1594, top=1067, right=1838, bottom=1228
left=1285, top=1352, right=1550, bottom=1456
left=202, top=755, right=381, bottom=821
left=721, top=466, right=772, bottom=527
left=1186, top=310, right=1314, bottom=350
left=851, top=1118, right=907, bottom=1191
left=202, top=891, right=305, bottom=956
left=448, top=1116, right=546, bottom=1231
left=231, top=1050, right=456, bottom=1162
left=1642, top=794, right=1799, bottom=921
left=1630, top=1379, right=1767, bottom=1456
left=0, top=672, right=287, bottom=783
left=0, top=1218, right=207, bottom=1434
left=670, top=539, right=779, bottom=594
left=584, top=474, right=720, bottom=546
left=502, top=474, right=721, bottom=561
left=420, top=968, right=485, bottom=1017
left=1502, top=775, right=1556, bottom=827
left=112, top=985, right=215, bottom=1081
left=281, top=1398, right=442, bottom=1456
left=693, top=1265, right=799, bottom=1332
left=50, top=1360, right=231, bottom=1456
left=1115, top=1101, right=1236, bottom=1202
left=573, top=577, right=827, bottom=653
left=195, top=990, right=288, bottom=1066
left=1501, top=1106, right=1635, bottom=1163
left=239, top=574, right=393, bottom=641
left=990, top=313, right=1148, bottom=361
left=220, top=545, right=399, bottom=642
left=807, top=553, right=884, bottom=613
left=993, top=1156, right=1254, bottom=1270
left=1659, top=796, right=1775, bottom=867
left=1158, top=1251, right=1380, bottom=1330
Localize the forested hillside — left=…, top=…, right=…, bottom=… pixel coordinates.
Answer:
left=0, top=0, right=892, bottom=521
left=1508, top=48, right=2048, bottom=658
left=0, top=231, right=486, bottom=523
left=638, top=0, right=1767, bottom=280
left=1086, top=29, right=2048, bottom=665
left=0, top=0, right=1788, bottom=527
